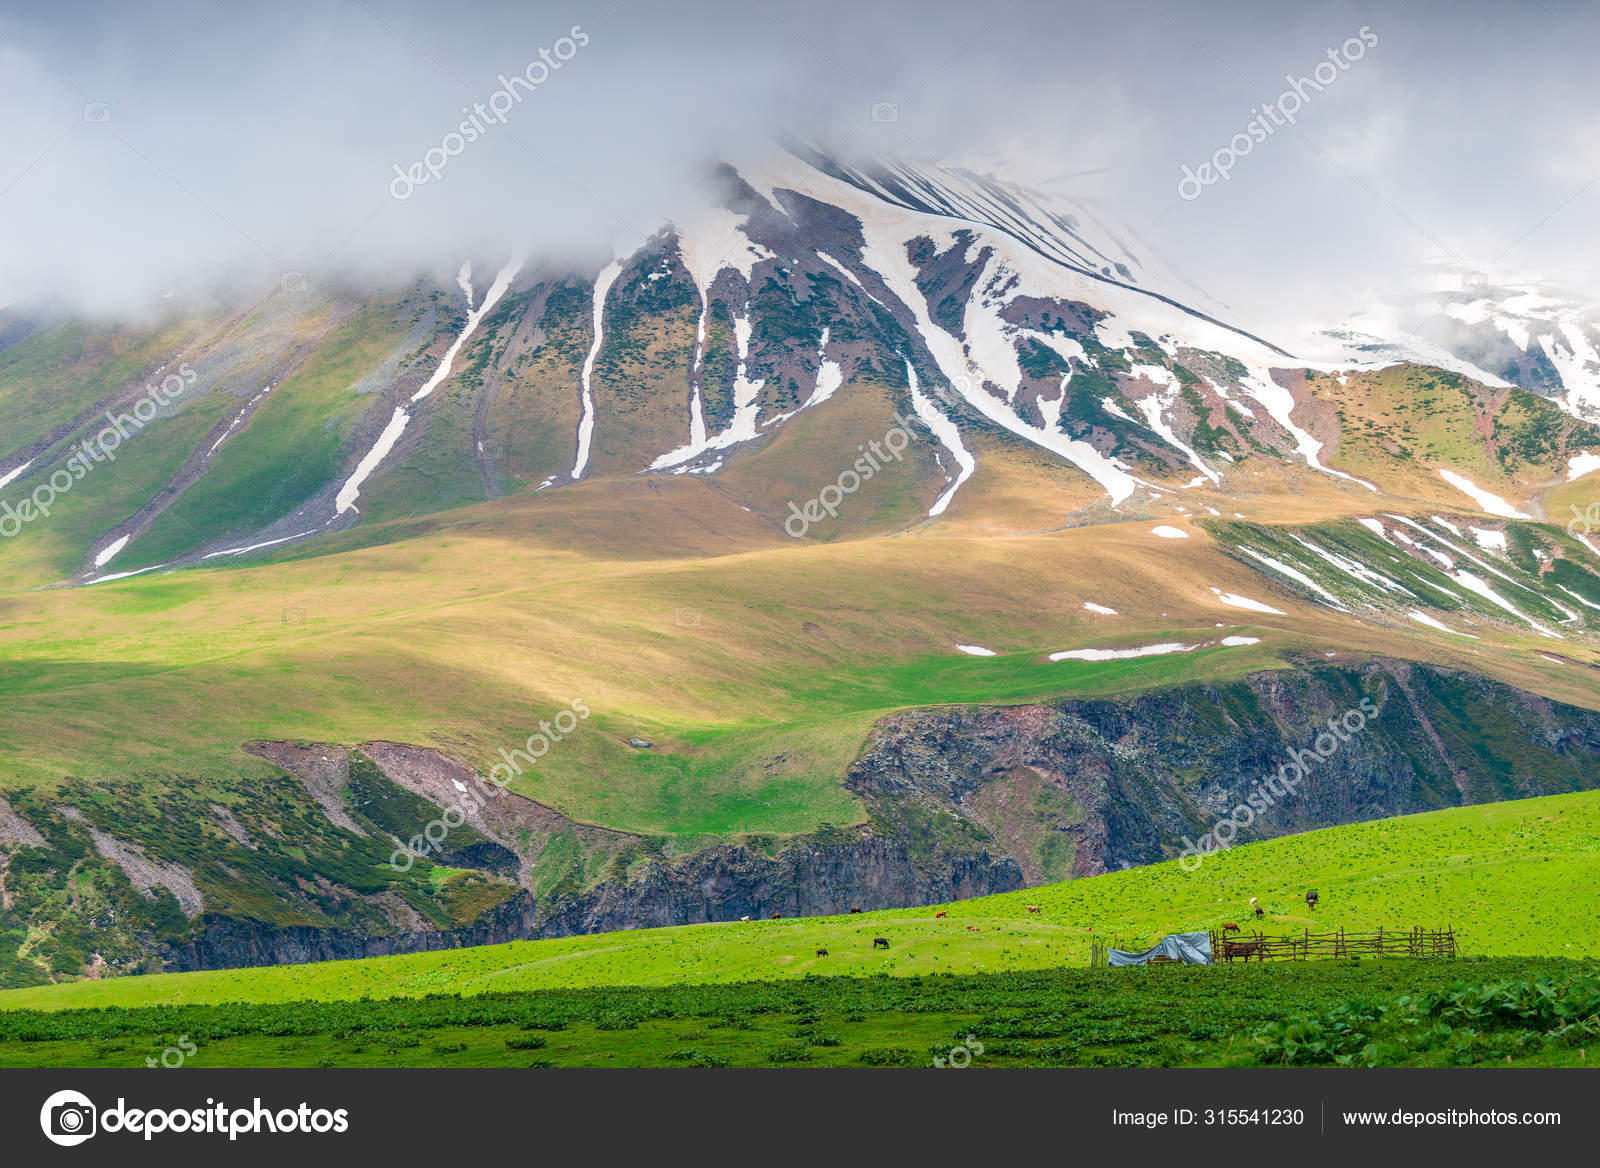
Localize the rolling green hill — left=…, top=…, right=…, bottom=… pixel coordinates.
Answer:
left=4, top=786, right=1593, bottom=1012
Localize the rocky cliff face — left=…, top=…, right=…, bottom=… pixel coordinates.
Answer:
left=160, top=828, right=1024, bottom=971
left=4, top=657, right=1598, bottom=980
left=848, top=657, right=1600, bottom=878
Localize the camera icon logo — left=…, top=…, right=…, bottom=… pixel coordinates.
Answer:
left=281, top=271, right=308, bottom=293
left=83, top=102, right=111, bottom=124
left=40, top=1089, right=97, bottom=1146
left=282, top=606, right=307, bottom=625
left=870, top=101, right=899, bottom=123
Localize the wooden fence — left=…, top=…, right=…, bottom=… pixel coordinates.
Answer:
left=1209, top=925, right=1456, bottom=963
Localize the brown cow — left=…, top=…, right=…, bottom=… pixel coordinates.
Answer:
left=1026, top=905, right=1042, bottom=914
left=849, top=906, right=862, bottom=914
left=966, top=925, right=981, bottom=932
left=934, top=910, right=947, bottom=918
left=1221, top=923, right=1241, bottom=934
left=769, top=911, right=782, bottom=919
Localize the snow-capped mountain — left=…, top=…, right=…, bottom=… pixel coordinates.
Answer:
left=1318, top=261, right=1600, bottom=422
left=2, top=146, right=1598, bottom=590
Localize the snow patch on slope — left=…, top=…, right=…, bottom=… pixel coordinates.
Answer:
left=1437, top=468, right=1530, bottom=518
left=1235, top=365, right=1376, bottom=492
left=1049, top=635, right=1258, bottom=662
left=93, top=535, right=129, bottom=568
left=1208, top=586, right=1284, bottom=614
left=652, top=304, right=769, bottom=469
left=572, top=259, right=623, bottom=480
left=1566, top=452, right=1600, bottom=481
left=1408, top=610, right=1477, bottom=638
left=336, top=256, right=522, bottom=515
left=1450, top=570, right=1558, bottom=637
left=1468, top=526, right=1507, bottom=554
left=202, top=530, right=318, bottom=560
left=1234, top=545, right=1347, bottom=610
left=905, top=359, right=975, bottom=517
left=1129, top=363, right=1220, bottom=484
left=0, top=460, right=33, bottom=490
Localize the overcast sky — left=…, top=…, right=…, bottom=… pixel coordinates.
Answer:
left=2, top=0, right=1597, bottom=338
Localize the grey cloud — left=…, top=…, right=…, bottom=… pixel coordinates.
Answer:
left=0, top=0, right=1595, bottom=334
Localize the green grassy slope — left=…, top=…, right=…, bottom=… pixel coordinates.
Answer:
left=4, top=786, right=1593, bottom=1012
left=122, top=299, right=422, bottom=566
left=3, top=958, right=1592, bottom=1068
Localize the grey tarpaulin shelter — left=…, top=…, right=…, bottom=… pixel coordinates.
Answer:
left=1106, top=932, right=1213, bottom=966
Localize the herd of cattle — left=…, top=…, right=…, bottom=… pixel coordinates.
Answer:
left=732, top=889, right=1318, bottom=953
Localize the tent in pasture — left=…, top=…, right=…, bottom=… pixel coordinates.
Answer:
left=1106, top=932, right=1213, bottom=966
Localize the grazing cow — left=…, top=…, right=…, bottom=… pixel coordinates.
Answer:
left=1221, top=923, right=1241, bottom=934
left=1254, top=904, right=1265, bottom=919
left=1026, top=905, right=1042, bottom=914
left=739, top=915, right=750, bottom=922
left=816, top=948, right=828, bottom=957
left=769, top=910, right=783, bottom=919
left=1306, top=890, right=1319, bottom=910
left=966, top=925, right=980, bottom=932
left=849, top=906, right=862, bottom=914
left=872, top=937, right=890, bottom=949
left=934, top=910, right=947, bottom=918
